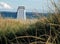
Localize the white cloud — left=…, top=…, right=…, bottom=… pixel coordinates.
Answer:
left=0, top=2, right=13, bottom=9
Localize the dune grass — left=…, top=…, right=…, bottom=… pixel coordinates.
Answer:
left=0, top=15, right=60, bottom=44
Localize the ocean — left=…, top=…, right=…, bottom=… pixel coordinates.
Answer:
left=0, top=11, right=49, bottom=19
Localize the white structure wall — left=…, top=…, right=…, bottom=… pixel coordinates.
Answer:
left=17, top=6, right=26, bottom=20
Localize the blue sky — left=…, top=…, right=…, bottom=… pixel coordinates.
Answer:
left=0, top=0, right=58, bottom=12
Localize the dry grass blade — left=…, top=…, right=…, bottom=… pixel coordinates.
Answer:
left=10, top=36, right=45, bottom=42
left=29, top=41, right=46, bottom=44
left=46, top=36, right=51, bottom=44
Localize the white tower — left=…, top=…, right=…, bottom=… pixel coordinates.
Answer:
left=17, top=6, right=26, bottom=20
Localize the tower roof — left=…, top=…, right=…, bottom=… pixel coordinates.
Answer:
left=18, top=6, right=25, bottom=9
